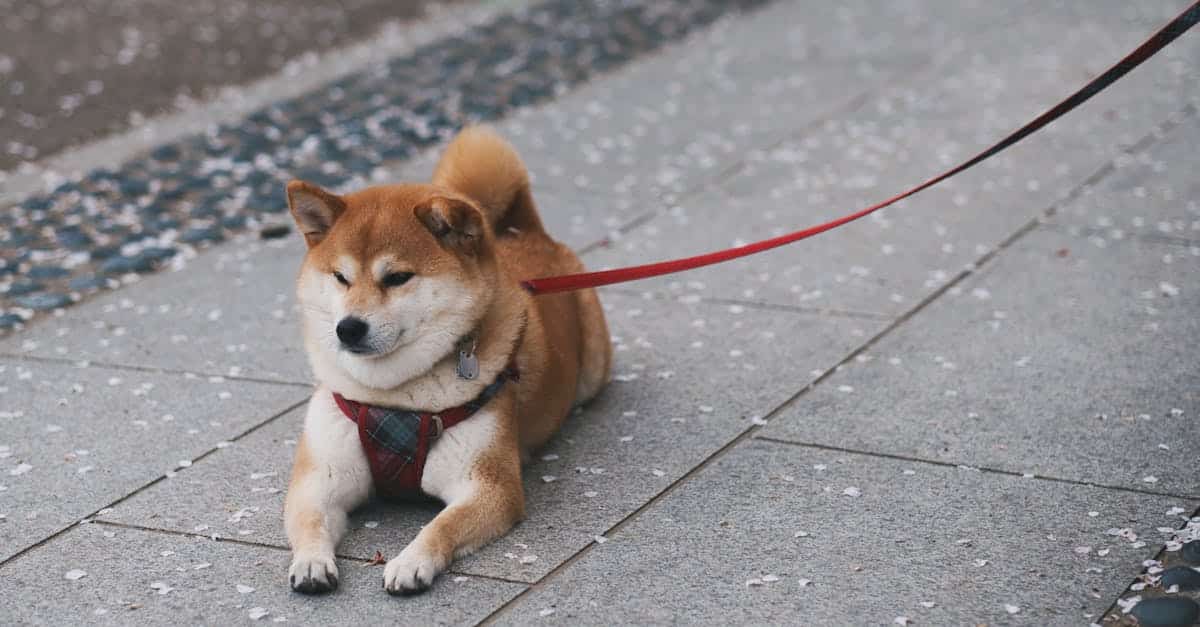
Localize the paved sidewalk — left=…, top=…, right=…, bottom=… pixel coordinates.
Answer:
left=2, top=1, right=1199, bottom=625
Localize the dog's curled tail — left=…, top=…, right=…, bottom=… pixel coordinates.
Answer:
left=433, top=126, right=544, bottom=234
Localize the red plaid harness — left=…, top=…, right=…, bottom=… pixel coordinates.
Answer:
left=332, top=365, right=518, bottom=500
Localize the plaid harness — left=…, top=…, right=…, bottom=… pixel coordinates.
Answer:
left=332, top=366, right=517, bottom=500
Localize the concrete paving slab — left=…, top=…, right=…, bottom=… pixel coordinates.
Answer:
left=762, top=226, right=1200, bottom=497
left=0, top=235, right=310, bottom=382
left=0, top=357, right=304, bottom=564
left=480, top=0, right=979, bottom=205
left=1051, top=112, right=1200, bottom=245
left=0, top=522, right=524, bottom=625
left=490, top=438, right=1196, bottom=626
left=581, top=1, right=1200, bottom=316
left=102, top=291, right=885, bottom=583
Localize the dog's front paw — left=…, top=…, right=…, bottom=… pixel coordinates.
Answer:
left=289, top=551, right=339, bottom=594
left=383, top=544, right=446, bottom=596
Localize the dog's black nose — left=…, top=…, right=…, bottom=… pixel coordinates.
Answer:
left=336, top=316, right=369, bottom=346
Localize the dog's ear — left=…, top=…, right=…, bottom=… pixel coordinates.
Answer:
left=414, top=197, right=485, bottom=254
left=287, top=180, right=346, bottom=247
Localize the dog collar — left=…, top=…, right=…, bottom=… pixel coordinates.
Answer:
left=331, top=363, right=518, bottom=500
left=455, top=333, right=480, bottom=380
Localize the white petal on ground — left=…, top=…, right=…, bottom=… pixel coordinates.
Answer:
left=1117, top=596, right=1142, bottom=614
left=64, top=569, right=86, bottom=581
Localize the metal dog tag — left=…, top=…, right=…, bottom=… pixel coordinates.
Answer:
left=456, top=347, right=479, bottom=380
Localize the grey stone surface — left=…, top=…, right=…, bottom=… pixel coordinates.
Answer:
left=386, top=0, right=1035, bottom=219
left=102, top=290, right=884, bottom=583
left=487, top=0, right=1030, bottom=208
left=491, top=438, right=1195, bottom=626
left=1051, top=113, right=1200, bottom=245
left=0, top=522, right=524, bottom=625
left=762, top=226, right=1200, bottom=496
left=582, top=1, right=1200, bottom=316
left=0, top=234, right=310, bottom=382
left=0, top=357, right=304, bottom=564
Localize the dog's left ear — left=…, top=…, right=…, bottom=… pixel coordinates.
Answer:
left=415, top=197, right=485, bottom=254
left=287, top=180, right=346, bottom=247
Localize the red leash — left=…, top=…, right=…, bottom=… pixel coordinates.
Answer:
left=522, top=1, right=1200, bottom=295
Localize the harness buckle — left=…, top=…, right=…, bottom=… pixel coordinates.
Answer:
left=430, top=414, right=444, bottom=438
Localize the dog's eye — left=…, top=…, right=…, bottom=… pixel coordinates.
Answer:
left=381, top=272, right=414, bottom=288
left=333, top=271, right=350, bottom=286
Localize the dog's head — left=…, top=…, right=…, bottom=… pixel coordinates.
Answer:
left=287, top=180, right=497, bottom=390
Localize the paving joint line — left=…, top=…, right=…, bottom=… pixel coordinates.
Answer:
left=87, top=520, right=531, bottom=587
left=754, top=435, right=1200, bottom=501
left=0, top=398, right=307, bottom=571
left=600, top=285, right=894, bottom=321
left=0, top=351, right=314, bottom=388
left=477, top=91, right=1196, bottom=627
left=1040, top=221, right=1200, bottom=249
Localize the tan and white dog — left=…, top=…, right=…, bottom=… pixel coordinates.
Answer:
left=282, top=127, right=611, bottom=595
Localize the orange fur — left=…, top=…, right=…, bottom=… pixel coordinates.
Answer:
left=282, top=126, right=611, bottom=595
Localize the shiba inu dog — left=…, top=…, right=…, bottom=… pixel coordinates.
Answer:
left=282, top=127, right=612, bottom=595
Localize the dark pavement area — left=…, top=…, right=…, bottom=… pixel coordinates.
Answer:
left=0, top=0, right=448, bottom=171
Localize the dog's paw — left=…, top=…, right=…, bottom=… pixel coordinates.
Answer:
left=289, top=551, right=339, bottom=594
left=383, top=545, right=446, bottom=596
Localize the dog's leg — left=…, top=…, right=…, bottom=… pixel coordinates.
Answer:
left=284, top=393, right=372, bottom=594
left=383, top=409, right=524, bottom=595
left=574, top=286, right=613, bottom=404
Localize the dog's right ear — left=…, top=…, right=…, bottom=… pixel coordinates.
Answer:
left=287, top=180, right=346, bottom=247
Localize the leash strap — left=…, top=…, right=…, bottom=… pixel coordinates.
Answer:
left=521, top=1, right=1200, bottom=295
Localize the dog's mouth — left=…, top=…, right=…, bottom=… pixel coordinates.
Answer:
left=338, top=332, right=407, bottom=359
